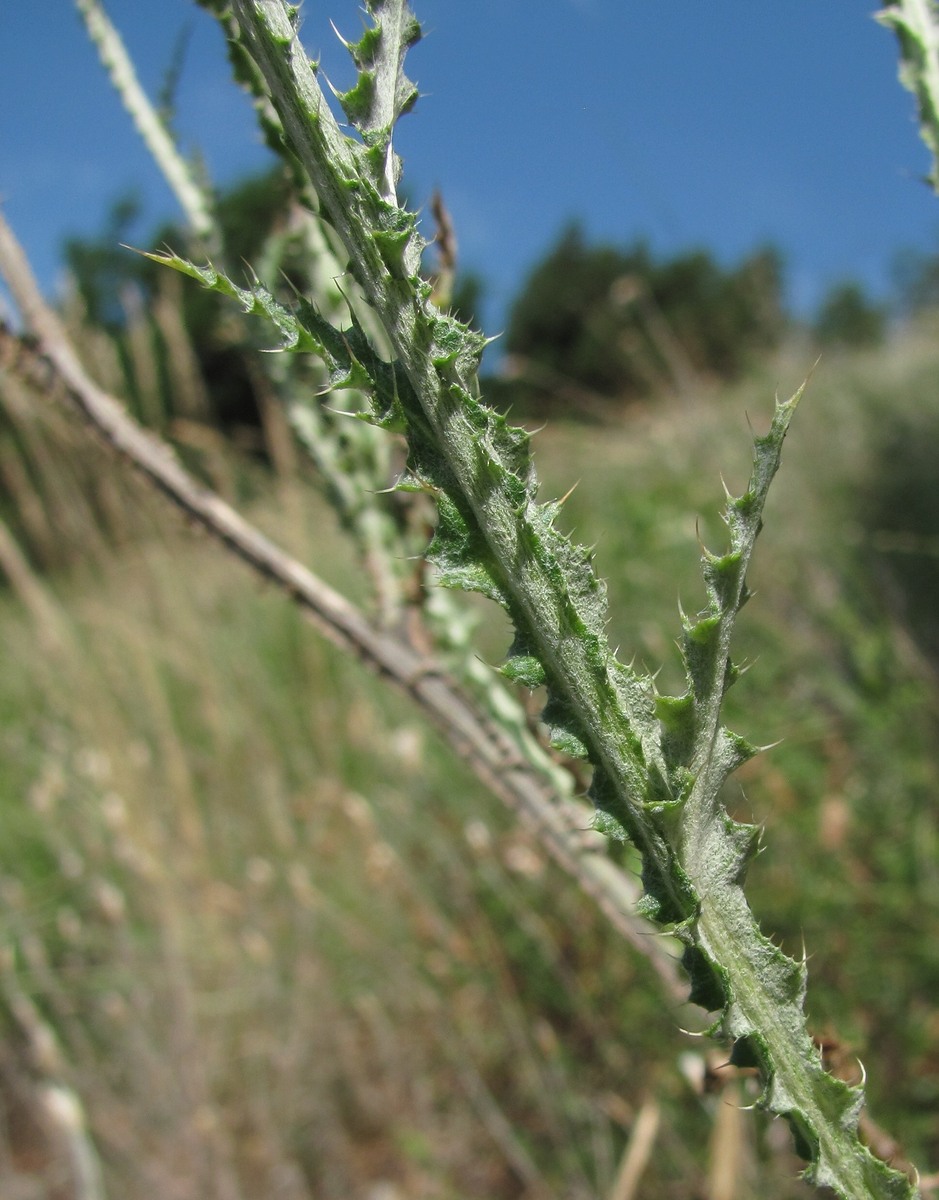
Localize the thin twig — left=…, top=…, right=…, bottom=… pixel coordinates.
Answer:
left=0, top=208, right=689, bottom=1011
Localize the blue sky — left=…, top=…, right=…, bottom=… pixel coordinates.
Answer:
left=1, top=1, right=937, bottom=335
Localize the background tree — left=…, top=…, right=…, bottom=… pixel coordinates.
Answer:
left=814, top=280, right=886, bottom=348
left=499, top=223, right=787, bottom=419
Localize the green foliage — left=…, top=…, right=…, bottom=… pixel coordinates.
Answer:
left=503, top=223, right=650, bottom=399
left=650, top=242, right=785, bottom=374
left=501, top=222, right=785, bottom=417
left=814, top=281, right=886, bottom=348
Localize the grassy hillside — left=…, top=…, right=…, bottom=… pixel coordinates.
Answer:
left=0, top=319, right=937, bottom=1198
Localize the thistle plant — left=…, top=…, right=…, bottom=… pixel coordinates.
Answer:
left=127, top=1, right=925, bottom=1195
left=3, top=1, right=937, bottom=1196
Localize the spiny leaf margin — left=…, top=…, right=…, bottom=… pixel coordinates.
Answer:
left=332, top=0, right=421, bottom=186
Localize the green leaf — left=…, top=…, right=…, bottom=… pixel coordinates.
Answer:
left=334, top=0, right=422, bottom=196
